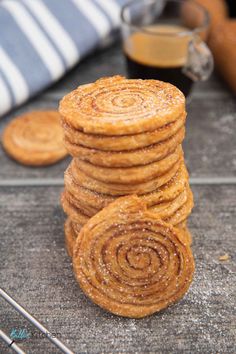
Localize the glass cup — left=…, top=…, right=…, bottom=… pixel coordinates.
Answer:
left=121, top=0, right=214, bottom=96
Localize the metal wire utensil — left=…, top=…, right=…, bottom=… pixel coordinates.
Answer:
left=0, top=288, right=75, bottom=354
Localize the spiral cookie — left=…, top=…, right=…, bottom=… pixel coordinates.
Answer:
left=63, top=112, right=186, bottom=151
left=73, top=196, right=195, bottom=318
left=73, top=145, right=183, bottom=185
left=65, top=127, right=185, bottom=168
left=2, top=111, right=67, bottom=166
left=62, top=183, right=191, bottom=232
left=179, top=225, right=193, bottom=246
left=59, top=76, right=185, bottom=135
left=65, top=218, right=192, bottom=260
left=68, top=157, right=182, bottom=196
left=75, top=146, right=183, bottom=184
left=195, top=0, right=228, bottom=30
left=64, top=161, right=188, bottom=213
left=64, top=189, right=98, bottom=217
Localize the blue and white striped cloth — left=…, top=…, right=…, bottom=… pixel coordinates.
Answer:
left=0, top=0, right=128, bottom=116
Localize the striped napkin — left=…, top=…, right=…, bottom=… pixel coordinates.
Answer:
left=0, top=0, right=128, bottom=117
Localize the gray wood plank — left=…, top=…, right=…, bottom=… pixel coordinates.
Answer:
left=0, top=185, right=235, bottom=354
left=0, top=43, right=235, bottom=181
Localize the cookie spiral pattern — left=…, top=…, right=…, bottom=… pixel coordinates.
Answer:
left=59, top=76, right=185, bottom=135
left=2, top=111, right=67, bottom=166
left=73, top=196, right=195, bottom=318
left=63, top=113, right=186, bottom=152
left=64, top=161, right=188, bottom=213
left=68, top=157, right=182, bottom=196
left=65, top=126, right=185, bottom=168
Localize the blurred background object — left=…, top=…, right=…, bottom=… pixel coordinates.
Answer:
left=209, top=20, right=236, bottom=94
left=195, top=0, right=236, bottom=94
left=194, top=0, right=229, bottom=31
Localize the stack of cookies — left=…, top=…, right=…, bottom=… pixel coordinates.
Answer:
left=59, top=76, right=194, bottom=257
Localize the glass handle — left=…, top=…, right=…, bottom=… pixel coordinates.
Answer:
left=182, top=36, right=214, bottom=81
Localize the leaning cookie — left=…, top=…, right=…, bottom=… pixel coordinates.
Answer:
left=73, top=195, right=195, bottom=318
left=2, top=111, right=67, bottom=166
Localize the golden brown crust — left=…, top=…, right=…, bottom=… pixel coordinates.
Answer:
left=67, top=156, right=182, bottom=196
left=59, top=76, right=185, bottom=135
left=63, top=113, right=186, bottom=151
left=61, top=192, right=89, bottom=225
left=62, top=183, right=193, bottom=228
left=64, top=161, right=189, bottom=213
left=73, top=196, right=195, bottom=318
left=165, top=188, right=194, bottom=225
left=150, top=185, right=189, bottom=218
left=73, top=145, right=183, bottom=185
left=75, top=145, right=184, bottom=184
left=64, top=127, right=185, bottom=167
left=2, top=111, right=67, bottom=166
left=179, top=225, right=192, bottom=245
left=64, top=218, right=81, bottom=258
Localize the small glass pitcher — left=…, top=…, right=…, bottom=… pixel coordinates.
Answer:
left=121, top=0, right=214, bottom=96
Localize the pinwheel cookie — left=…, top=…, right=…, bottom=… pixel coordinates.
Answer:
left=67, top=157, right=182, bottom=196
left=59, top=76, right=185, bottom=135
left=61, top=182, right=193, bottom=246
left=71, top=145, right=183, bottom=185
left=64, top=161, right=189, bottom=212
left=65, top=219, right=192, bottom=259
left=62, top=183, right=193, bottom=227
left=62, top=112, right=186, bottom=151
left=2, top=111, right=67, bottom=166
left=64, top=126, right=185, bottom=167
left=73, top=195, right=195, bottom=318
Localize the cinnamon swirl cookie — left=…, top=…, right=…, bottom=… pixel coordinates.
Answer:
left=2, top=111, right=67, bottom=166
left=73, top=145, right=183, bottom=185
left=64, top=127, right=185, bottom=167
left=65, top=215, right=192, bottom=260
left=59, top=76, right=185, bottom=135
left=73, top=195, right=195, bottom=318
left=64, top=161, right=188, bottom=212
left=62, top=112, right=186, bottom=151
left=68, top=157, right=182, bottom=196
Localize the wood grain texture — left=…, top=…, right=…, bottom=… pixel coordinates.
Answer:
left=0, top=44, right=235, bottom=180
left=0, top=185, right=235, bottom=354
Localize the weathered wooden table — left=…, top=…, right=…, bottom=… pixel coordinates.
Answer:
left=0, top=44, right=235, bottom=354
